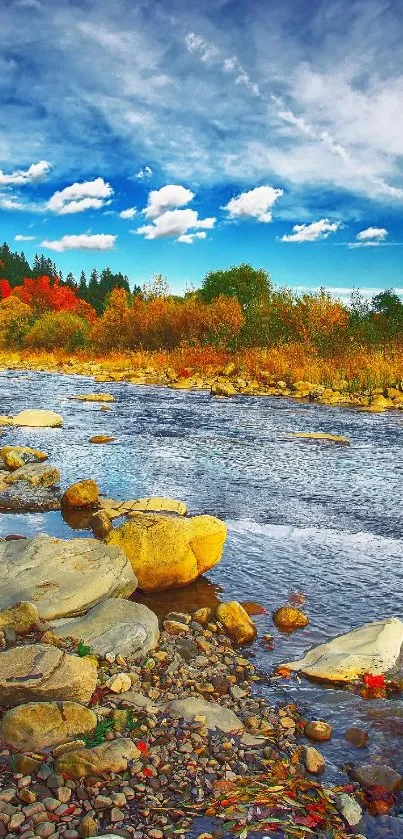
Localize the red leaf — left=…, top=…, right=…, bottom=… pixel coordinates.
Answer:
left=363, top=673, right=385, bottom=688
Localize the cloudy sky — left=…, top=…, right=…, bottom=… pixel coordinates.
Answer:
left=0, top=0, right=402, bottom=295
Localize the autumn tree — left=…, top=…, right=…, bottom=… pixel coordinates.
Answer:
left=200, top=263, right=272, bottom=311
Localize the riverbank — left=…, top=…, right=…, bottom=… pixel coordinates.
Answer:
left=1, top=348, right=403, bottom=412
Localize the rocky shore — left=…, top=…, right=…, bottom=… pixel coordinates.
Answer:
left=1, top=352, right=403, bottom=412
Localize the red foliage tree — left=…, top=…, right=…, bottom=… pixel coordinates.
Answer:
left=14, top=275, right=96, bottom=320
left=0, top=279, right=12, bottom=299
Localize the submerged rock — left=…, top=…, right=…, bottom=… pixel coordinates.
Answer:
left=291, top=432, right=350, bottom=445
left=70, top=393, right=116, bottom=402
left=12, top=409, right=63, bottom=427
left=0, top=643, right=97, bottom=705
left=304, top=720, right=332, bottom=742
left=52, top=598, right=159, bottom=658
left=273, top=606, right=309, bottom=631
left=284, top=617, right=403, bottom=682
left=106, top=513, right=227, bottom=591
left=0, top=701, right=97, bottom=751
left=353, top=764, right=403, bottom=793
left=0, top=534, right=137, bottom=620
left=99, top=495, right=188, bottom=518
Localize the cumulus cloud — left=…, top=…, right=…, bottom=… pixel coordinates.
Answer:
left=15, top=234, right=35, bottom=241
left=0, top=160, right=50, bottom=186
left=119, top=207, right=137, bottom=219
left=136, top=166, right=153, bottom=179
left=177, top=231, right=207, bottom=244
left=137, top=208, right=215, bottom=240
left=41, top=233, right=116, bottom=252
left=47, top=177, right=113, bottom=215
left=0, top=195, right=25, bottom=210
left=224, top=186, right=283, bottom=223
left=143, top=185, right=195, bottom=219
left=281, top=218, right=341, bottom=242
left=348, top=226, right=388, bottom=248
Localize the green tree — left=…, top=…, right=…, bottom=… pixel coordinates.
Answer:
left=200, top=263, right=272, bottom=311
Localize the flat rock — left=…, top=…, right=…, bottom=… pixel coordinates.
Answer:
left=4, top=462, right=60, bottom=487
left=70, top=393, right=115, bottom=403
left=165, top=697, right=244, bottom=733
left=52, top=598, right=159, bottom=658
left=99, top=496, right=188, bottom=519
left=333, top=793, right=363, bottom=827
left=106, top=513, right=226, bottom=591
left=0, top=534, right=137, bottom=620
left=0, top=445, right=48, bottom=470
left=0, top=644, right=97, bottom=705
left=0, top=701, right=97, bottom=751
left=284, top=618, right=403, bottom=682
left=0, top=482, right=61, bottom=512
left=56, top=737, right=140, bottom=778
left=291, top=432, right=350, bottom=445
left=12, top=409, right=63, bottom=428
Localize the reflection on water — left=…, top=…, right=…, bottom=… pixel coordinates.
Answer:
left=133, top=574, right=223, bottom=619
left=1, top=370, right=403, bottom=835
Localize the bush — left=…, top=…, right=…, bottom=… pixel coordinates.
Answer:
left=0, top=295, right=32, bottom=347
left=24, top=311, right=90, bottom=351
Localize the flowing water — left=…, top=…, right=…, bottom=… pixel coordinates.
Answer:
left=1, top=370, right=403, bottom=836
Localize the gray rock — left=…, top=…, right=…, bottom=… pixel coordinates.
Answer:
left=333, top=793, right=363, bottom=827
left=353, top=764, right=402, bottom=792
left=165, top=697, right=244, bottom=733
left=4, top=462, right=60, bottom=487
left=0, top=482, right=61, bottom=512
left=52, top=598, right=159, bottom=658
left=0, top=534, right=137, bottom=620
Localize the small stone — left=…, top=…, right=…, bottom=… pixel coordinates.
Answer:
left=93, top=795, right=112, bottom=809
left=56, top=788, right=71, bottom=804
left=89, top=510, right=112, bottom=538
left=163, top=620, right=189, bottom=635
left=78, top=815, right=98, bottom=838
left=280, top=716, right=295, bottom=730
left=165, top=612, right=191, bottom=625
left=304, top=720, right=332, bottom=742
left=105, top=673, right=132, bottom=693
left=110, top=807, right=124, bottom=822
left=344, top=727, right=369, bottom=748
left=192, top=608, right=213, bottom=626
left=148, top=830, right=163, bottom=839
left=302, top=745, right=325, bottom=774
left=273, top=606, right=309, bottom=631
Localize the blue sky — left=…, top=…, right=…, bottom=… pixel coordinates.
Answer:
left=0, top=0, right=402, bottom=299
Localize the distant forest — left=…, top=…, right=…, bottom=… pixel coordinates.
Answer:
left=0, top=241, right=141, bottom=315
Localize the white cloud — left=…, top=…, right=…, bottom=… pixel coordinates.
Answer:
left=281, top=218, right=341, bottom=242
left=177, top=231, right=207, bottom=244
left=357, top=226, right=388, bottom=241
left=0, top=160, right=50, bottom=186
left=119, top=207, right=137, bottom=219
left=47, top=177, right=113, bottom=215
left=137, top=208, right=215, bottom=240
left=136, top=166, right=153, bottom=179
left=15, top=234, right=36, bottom=241
left=0, top=195, right=25, bottom=210
left=143, top=185, right=194, bottom=219
left=185, top=33, right=218, bottom=64
left=41, top=233, right=116, bottom=252
left=224, top=186, right=283, bottom=223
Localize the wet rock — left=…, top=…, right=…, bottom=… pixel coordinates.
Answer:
left=56, top=738, right=140, bottom=778
left=4, top=462, right=60, bottom=487
left=0, top=446, right=48, bottom=470
left=304, top=720, right=332, bottom=742
left=0, top=534, right=137, bottom=620
left=302, top=745, right=325, bottom=774
left=0, top=644, right=97, bottom=705
left=70, top=393, right=115, bottom=403
left=163, top=619, right=189, bottom=635
left=291, top=432, right=350, bottom=445
left=0, top=702, right=97, bottom=751
left=89, top=510, right=113, bottom=538
left=333, top=793, right=363, bottom=827
left=192, top=607, right=213, bottom=626
left=106, top=513, right=227, bottom=591
left=0, top=482, right=61, bottom=512
left=99, top=496, right=188, bottom=518
left=52, top=599, right=159, bottom=659
left=216, top=601, right=256, bottom=645
left=273, top=606, right=309, bottom=631
left=0, top=601, right=40, bottom=634
left=12, top=409, right=63, bottom=428
left=353, top=764, right=403, bottom=793
left=211, top=380, right=237, bottom=397
left=345, top=727, right=369, bottom=748
left=89, top=435, right=115, bottom=444
left=284, top=618, right=403, bottom=682
left=61, top=480, right=99, bottom=509
left=165, top=697, right=244, bottom=733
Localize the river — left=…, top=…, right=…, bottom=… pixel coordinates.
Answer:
left=1, top=369, right=403, bottom=835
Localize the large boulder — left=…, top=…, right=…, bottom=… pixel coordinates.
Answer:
left=0, top=701, right=97, bottom=751
left=52, top=598, right=159, bottom=659
left=56, top=737, right=140, bottom=778
left=0, top=534, right=137, bottom=620
left=4, top=462, right=60, bottom=487
left=62, top=479, right=100, bottom=509
left=0, top=445, right=48, bottom=470
left=12, top=409, right=63, bottom=428
left=165, top=697, right=244, bottom=733
left=284, top=618, right=403, bottom=682
left=0, top=601, right=40, bottom=633
left=0, top=644, right=97, bottom=705
left=106, top=513, right=227, bottom=591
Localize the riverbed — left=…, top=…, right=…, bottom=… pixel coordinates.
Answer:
left=1, top=369, right=403, bottom=833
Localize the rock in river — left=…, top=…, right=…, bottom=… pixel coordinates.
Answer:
left=0, top=643, right=97, bottom=705
left=273, top=606, right=309, bottom=631
left=0, top=482, right=61, bottom=512
left=0, top=534, right=137, bottom=620
left=284, top=617, right=403, bottom=682
left=0, top=701, right=97, bottom=751
left=0, top=445, right=48, bottom=470
left=12, top=409, right=63, bottom=427
left=61, top=479, right=100, bottom=509
left=52, top=598, right=159, bottom=658
left=106, top=513, right=227, bottom=591
left=4, top=461, right=60, bottom=487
